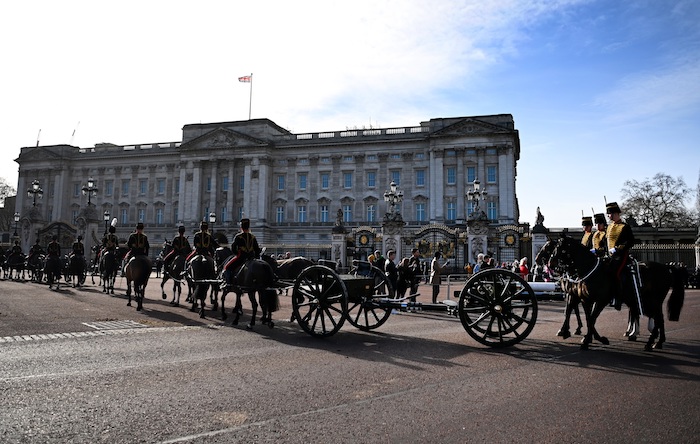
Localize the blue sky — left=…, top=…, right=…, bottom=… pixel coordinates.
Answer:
left=1, top=0, right=698, bottom=227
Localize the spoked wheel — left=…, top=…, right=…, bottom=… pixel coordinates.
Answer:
left=346, top=267, right=394, bottom=331
left=458, top=269, right=538, bottom=348
left=292, top=265, right=348, bottom=337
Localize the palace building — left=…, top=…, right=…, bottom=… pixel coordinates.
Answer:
left=13, top=114, right=525, bottom=269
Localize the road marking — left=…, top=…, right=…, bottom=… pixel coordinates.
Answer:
left=0, top=324, right=201, bottom=344
left=82, top=320, right=149, bottom=330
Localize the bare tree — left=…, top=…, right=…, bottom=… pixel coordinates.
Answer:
left=0, top=177, right=18, bottom=232
left=621, top=173, right=696, bottom=228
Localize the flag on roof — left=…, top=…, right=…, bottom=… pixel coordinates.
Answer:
left=238, top=75, right=251, bottom=82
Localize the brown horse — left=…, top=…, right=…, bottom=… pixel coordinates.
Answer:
left=548, top=235, right=685, bottom=351
left=125, top=255, right=152, bottom=311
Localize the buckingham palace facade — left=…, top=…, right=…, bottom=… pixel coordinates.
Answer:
left=13, top=114, right=524, bottom=267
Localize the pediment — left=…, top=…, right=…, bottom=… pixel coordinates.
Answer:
left=16, top=146, right=64, bottom=162
left=179, top=128, right=269, bottom=151
left=432, top=118, right=513, bottom=137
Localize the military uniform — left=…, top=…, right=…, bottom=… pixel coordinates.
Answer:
left=605, top=202, right=635, bottom=310
left=591, top=213, right=607, bottom=257
left=580, top=216, right=593, bottom=249
left=223, top=218, right=261, bottom=285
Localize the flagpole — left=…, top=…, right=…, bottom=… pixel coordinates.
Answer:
left=248, top=73, right=253, bottom=120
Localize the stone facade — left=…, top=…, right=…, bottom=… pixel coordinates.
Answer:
left=13, top=114, right=522, bottom=265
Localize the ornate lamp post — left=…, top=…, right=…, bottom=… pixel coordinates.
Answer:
left=27, top=179, right=43, bottom=207
left=103, top=211, right=110, bottom=235
left=467, top=178, right=487, bottom=217
left=209, top=211, right=216, bottom=226
left=13, top=212, right=20, bottom=238
left=383, top=180, right=403, bottom=215
left=82, top=177, right=98, bottom=206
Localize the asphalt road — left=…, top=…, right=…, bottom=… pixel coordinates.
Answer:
left=1, top=274, right=699, bottom=443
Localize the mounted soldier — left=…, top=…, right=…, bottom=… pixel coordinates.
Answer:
left=123, top=222, right=149, bottom=275
left=186, top=221, right=218, bottom=262
left=164, top=224, right=191, bottom=271
left=223, top=218, right=261, bottom=287
left=580, top=215, right=593, bottom=250
left=28, top=239, right=45, bottom=262
left=605, top=202, right=636, bottom=311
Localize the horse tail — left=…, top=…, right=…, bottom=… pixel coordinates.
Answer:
left=667, top=266, right=685, bottom=322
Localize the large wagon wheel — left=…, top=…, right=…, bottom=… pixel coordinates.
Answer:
left=346, top=266, right=394, bottom=331
left=292, top=265, right=348, bottom=337
left=458, top=269, right=537, bottom=347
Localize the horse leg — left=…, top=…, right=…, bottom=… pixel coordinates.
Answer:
left=247, top=291, right=258, bottom=330
left=161, top=275, right=169, bottom=300
left=136, top=285, right=144, bottom=311
left=557, top=295, right=573, bottom=339
left=573, top=301, right=583, bottom=335
left=626, top=310, right=640, bottom=341
left=232, top=291, right=242, bottom=325
left=126, top=282, right=133, bottom=306
left=198, top=284, right=208, bottom=319
left=220, top=289, right=228, bottom=321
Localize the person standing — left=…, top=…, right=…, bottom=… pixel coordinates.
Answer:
left=605, top=202, right=635, bottom=310
left=408, top=248, right=422, bottom=301
left=384, top=249, right=398, bottom=296
left=519, top=257, right=530, bottom=281
left=429, top=251, right=449, bottom=304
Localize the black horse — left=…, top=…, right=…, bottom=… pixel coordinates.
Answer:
left=98, top=249, right=123, bottom=294
left=186, top=253, right=217, bottom=318
left=125, top=255, right=152, bottom=311
left=218, top=254, right=278, bottom=329
left=44, top=255, right=62, bottom=290
left=4, top=253, right=26, bottom=281
left=159, top=244, right=188, bottom=306
left=67, top=254, right=87, bottom=288
left=26, top=253, right=45, bottom=283
left=534, top=240, right=583, bottom=338
left=548, top=235, right=685, bottom=351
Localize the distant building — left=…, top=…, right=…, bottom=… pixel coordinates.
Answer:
left=14, top=114, right=524, bottom=266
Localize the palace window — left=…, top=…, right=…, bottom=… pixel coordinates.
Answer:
left=319, top=205, right=329, bottom=222
left=391, top=170, right=401, bottom=186
left=487, top=165, right=497, bottom=183
left=276, top=206, right=284, bottom=223
left=367, top=204, right=376, bottom=222
left=139, top=179, right=147, bottom=196
left=343, top=172, right=353, bottom=189
left=343, top=204, right=353, bottom=222
left=320, top=173, right=329, bottom=189
left=367, top=171, right=376, bottom=188
left=446, top=167, right=456, bottom=185
left=415, top=203, right=426, bottom=222
left=297, top=205, right=307, bottom=223
left=415, top=169, right=425, bottom=187
left=447, top=202, right=456, bottom=221
left=277, top=175, right=285, bottom=191
left=298, top=174, right=307, bottom=191
left=467, top=166, right=476, bottom=183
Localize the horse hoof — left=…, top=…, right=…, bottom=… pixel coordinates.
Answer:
left=162, top=294, right=167, bottom=300
left=222, top=313, right=227, bottom=321
left=127, top=302, right=132, bottom=306
left=268, top=321, right=274, bottom=329
left=246, top=323, right=254, bottom=330
left=136, top=306, right=142, bottom=311
left=557, top=329, right=571, bottom=339
left=574, top=328, right=582, bottom=335
left=644, top=344, right=653, bottom=351
left=628, top=335, right=637, bottom=342
left=600, top=337, right=609, bottom=345
left=653, top=342, right=663, bottom=350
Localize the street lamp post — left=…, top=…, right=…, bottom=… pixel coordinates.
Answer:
left=82, top=177, right=98, bottom=206
left=27, top=180, right=43, bottom=207
left=209, top=211, right=216, bottom=226
left=13, top=212, right=20, bottom=238
left=103, top=211, right=110, bottom=235
left=383, top=180, right=403, bottom=215
left=467, top=178, right=488, bottom=217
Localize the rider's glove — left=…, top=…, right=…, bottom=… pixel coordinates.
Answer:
left=590, top=248, right=595, bottom=254
left=609, top=247, right=617, bottom=255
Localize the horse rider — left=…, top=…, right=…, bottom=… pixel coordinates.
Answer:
left=164, top=224, right=191, bottom=270
left=100, top=224, right=119, bottom=263
left=46, top=235, right=61, bottom=269
left=8, top=240, right=23, bottom=263
left=28, top=239, right=45, bottom=262
left=123, top=222, right=149, bottom=274
left=186, top=221, right=218, bottom=262
left=580, top=215, right=593, bottom=250
left=223, top=218, right=261, bottom=287
left=591, top=213, right=607, bottom=257
left=70, top=235, right=87, bottom=269
left=605, top=202, right=636, bottom=311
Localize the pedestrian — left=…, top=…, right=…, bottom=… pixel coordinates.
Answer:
left=519, top=257, right=529, bottom=281
left=384, top=249, right=398, bottom=296
left=397, top=257, right=412, bottom=298
left=473, top=253, right=485, bottom=273
left=429, top=251, right=450, bottom=304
